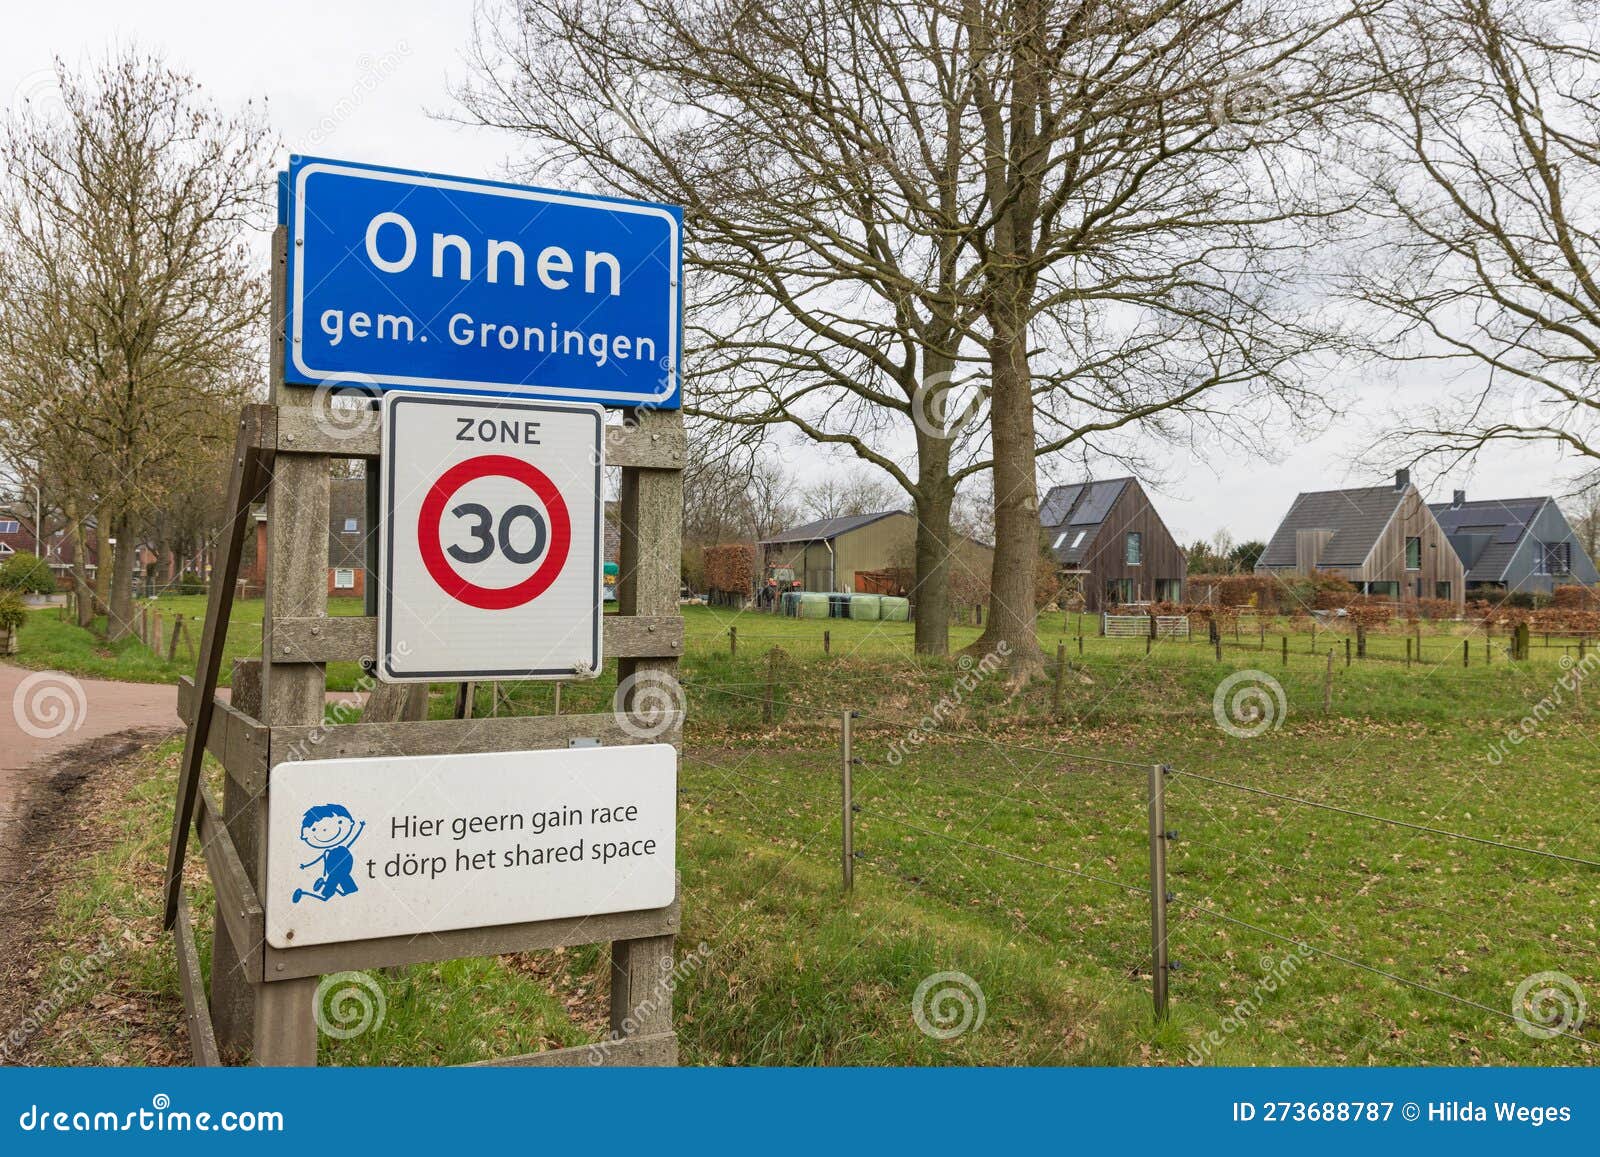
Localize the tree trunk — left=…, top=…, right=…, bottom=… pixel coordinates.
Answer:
left=911, top=466, right=956, bottom=656
left=107, top=517, right=136, bottom=641
left=92, top=501, right=112, bottom=620
left=64, top=498, right=94, bottom=628
left=968, top=316, right=1043, bottom=678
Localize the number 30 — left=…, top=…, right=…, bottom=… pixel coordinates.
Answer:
left=447, top=502, right=548, bottom=565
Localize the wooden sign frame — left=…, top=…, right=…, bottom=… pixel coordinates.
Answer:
left=164, top=227, right=686, bottom=1066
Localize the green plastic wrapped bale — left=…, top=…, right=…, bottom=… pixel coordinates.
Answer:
left=849, top=594, right=882, bottom=621
left=797, top=592, right=830, bottom=619
left=879, top=596, right=910, bottom=622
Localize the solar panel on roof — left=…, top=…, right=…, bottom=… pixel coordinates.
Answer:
left=1040, top=485, right=1083, bottom=526
left=1070, top=480, right=1124, bottom=526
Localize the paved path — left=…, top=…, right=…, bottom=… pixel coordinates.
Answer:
left=0, top=662, right=367, bottom=838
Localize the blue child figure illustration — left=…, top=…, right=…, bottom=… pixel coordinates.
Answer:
left=291, top=803, right=365, bottom=904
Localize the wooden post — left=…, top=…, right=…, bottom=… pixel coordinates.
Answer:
left=728, top=625, right=737, bottom=657
left=168, top=614, right=184, bottom=663
left=1355, top=624, right=1366, bottom=659
left=1323, top=650, right=1334, bottom=713
left=211, top=659, right=262, bottom=1061
left=609, top=406, right=683, bottom=1058
left=823, top=629, right=830, bottom=655
left=552, top=681, right=562, bottom=716
left=1462, top=638, right=1469, bottom=667
left=1078, top=633, right=1084, bottom=656
left=1406, top=637, right=1412, bottom=667
left=1281, top=635, right=1288, bottom=667
left=254, top=225, right=323, bottom=1066
left=1344, top=637, right=1351, bottom=667
left=763, top=648, right=776, bottom=724
left=1054, top=641, right=1066, bottom=717
left=840, top=710, right=854, bottom=892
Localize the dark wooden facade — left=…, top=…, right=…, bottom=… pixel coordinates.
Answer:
left=1047, top=479, right=1187, bottom=610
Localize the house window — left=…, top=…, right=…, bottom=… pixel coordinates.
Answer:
left=1071, top=530, right=1086, bottom=549
left=0, top=520, right=17, bottom=533
left=0, top=542, right=12, bottom=556
left=333, top=568, right=356, bottom=590
left=1361, top=581, right=1399, bottom=598
left=1404, top=536, right=1421, bottom=570
left=1539, top=542, right=1571, bottom=575
left=1156, top=579, right=1182, bottom=602
left=342, top=517, right=359, bottom=534
left=1125, top=532, right=1142, bottom=566
left=1105, top=578, right=1135, bottom=605
left=1435, top=581, right=1452, bottom=600
left=1053, top=531, right=1067, bottom=549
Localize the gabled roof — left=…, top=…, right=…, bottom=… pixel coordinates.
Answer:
left=1427, top=496, right=1549, bottom=582
left=1257, top=485, right=1408, bottom=570
left=760, top=509, right=904, bottom=545
left=1040, top=478, right=1132, bottom=566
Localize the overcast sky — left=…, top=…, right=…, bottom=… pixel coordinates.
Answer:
left=4, top=0, right=1586, bottom=544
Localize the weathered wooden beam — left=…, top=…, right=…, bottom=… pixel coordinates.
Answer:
left=267, top=613, right=685, bottom=664
left=173, top=886, right=222, bottom=1067
left=463, top=1031, right=677, bottom=1068
left=263, top=888, right=680, bottom=980
left=196, top=783, right=265, bottom=984
left=162, top=403, right=276, bottom=930
left=175, top=676, right=270, bottom=795
left=268, top=710, right=681, bottom=766
left=269, top=406, right=685, bottom=469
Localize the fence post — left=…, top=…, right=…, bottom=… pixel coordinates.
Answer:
left=729, top=626, right=737, bottom=657
left=763, top=648, right=777, bottom=723
left=1281, top=635, right=1288, bottom=667
left=1356, top=623, right=1366, bottom=659
left=841, top=710, right=856, bottom=892
left=168, top=615, right=183, bottom=663
left=1147, top=763, right=1171, bottom=1022
left=1344, top=637, right=1351, bottom=667
left=824, top=629, right=830, bottom=656
left=1406, top=637, right=1412, bottom=667
left=1323, top=650, right=1334, bottom=712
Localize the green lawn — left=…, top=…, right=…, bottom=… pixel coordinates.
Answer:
left=16, top=599, right=1599, bottom=1065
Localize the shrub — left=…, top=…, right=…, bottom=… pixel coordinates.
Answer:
left=1416, top=598, right=1458, bottom=621
left=1553, top=584, right=1598, bottom=610
left=0, top=550, right=55, bottom=595
left=704, top=543, right=756, bottom=595
left=0, top=590, right=26, bottom=634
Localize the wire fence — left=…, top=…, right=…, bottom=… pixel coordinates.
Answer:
left=676, top=677, right=1598, bottom=1053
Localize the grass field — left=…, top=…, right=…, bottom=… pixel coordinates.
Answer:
left=15, top=598, right=1599, bottom=1065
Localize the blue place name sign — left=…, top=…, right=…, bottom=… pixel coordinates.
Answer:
left=282, top=156, right=682, bottom=408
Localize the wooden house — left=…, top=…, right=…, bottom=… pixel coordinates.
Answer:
left=1039, top=478, right=1186, bottom=610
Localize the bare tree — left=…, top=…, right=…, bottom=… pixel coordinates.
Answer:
left=1564, top=481, right=1600, bottom=564
left=0, top=51, right=269, bottom=638
left=459, top=0, right=1362, bottom=673
left=800, top=467, right=900, bottom=521
left=1350, top=0, right=1600, bottom=485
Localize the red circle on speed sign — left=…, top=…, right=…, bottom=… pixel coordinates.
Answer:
left=417, top=454, right=572, bottom=610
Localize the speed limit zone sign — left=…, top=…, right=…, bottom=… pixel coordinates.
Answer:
left=377, top=391, right=603, bottom=681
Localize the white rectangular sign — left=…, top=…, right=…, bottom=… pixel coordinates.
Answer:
left=265, top=745, right=677, bottom=949
left=378, top=391, right=603, bottom=681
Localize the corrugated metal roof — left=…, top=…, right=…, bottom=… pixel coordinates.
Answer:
left=760, top=509, right=904, bottom=545
left=1257, top=485, right=1407, bottom=570
left=1428, top=497, right=1548, bottom=582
